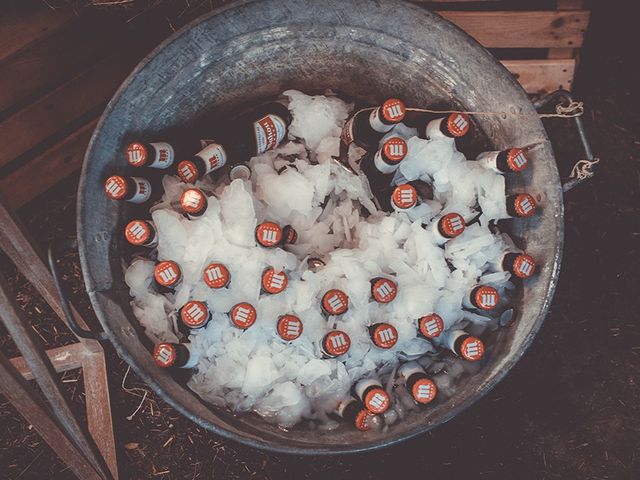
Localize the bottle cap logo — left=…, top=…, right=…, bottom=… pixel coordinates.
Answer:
left=513, top=193, right=537, bottom=217
left=177, top=160, right=198, bottom=183
left=391, top=184, right=417, bottom=210
left=255, top=221, right=282, bottom=247
left=354, top=409, right=374, bottom=431
left=322, top=289, right=349, bottom=315
left=382, top=137, right=407, bottom=163
left=412, top=377, right=437, bottom=404
left=262, top=268, right=289, bottom=294
left=364, top=387, right=391, bottom=414
left=104, top=175, right=127, bottom=200
left=460, top=336, right=485, bottom=361
left=381, top=98, right=406, bottom=123
left=125, top=220, right=152, bottom=246
left=446, top=113, right=470, bottom=137
left=154, top=260, right=182, bottom=287
left=418, top=313, right=445, bottom=338
left=277, top=315, right=303, bottom=341
left=474, top=285, right=499, bottom=310
left=506, top=148, right=529, bottom=172
left=203, top=263, right=230, bottom=289
left=371, top=323, right=398, bottom=349
left=230, top=302, right=257, bottom=329
left=512, top=253, right=536, bottom=279
left=371, top=278, right=398, bottom=304
left=323, top=330, right=351, bottom=357
left=180, top=301, right=209, bottom=328
left=153, top=343, right=176, bottom=367
left=440, top=212, right=466, bottom=238
left=180, top=188, right=206, bottom=214
left=126, top=142, right=148, bottom=167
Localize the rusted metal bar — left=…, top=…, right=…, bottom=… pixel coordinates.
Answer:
left=0, top=350, right=104, bottom=480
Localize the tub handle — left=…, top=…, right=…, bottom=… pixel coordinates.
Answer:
left=47, top=239, right=108, bottom=342
left=533, top=89, right=598, bottom=193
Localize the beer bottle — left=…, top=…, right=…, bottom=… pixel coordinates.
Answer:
left=352, top=378, right=391, bottom=414
left=342, top=98, right=406, bottom=150
left=104, top=175, right=160, bottom=204
left=506, top=193, right=537, bottom=218
left=463, top=285, right=499, bottom=311
left=176, top=143, right=229, bottom=183
left=261, top=267, right=289, bottom=295
left=124, top=219, right=158, bottom=248
left=427, top=212, right=466, bottom=246
left=229, top=302, right=257, bottom=330
left=125, top=140, right=203, bottom=170
left=254, top=221, right=297, bottom=248
left=397, top=361, right=438, bottom=405
left=179, top=188, right=208, bottom=219
left=276, top=314, right=304, bottom=341
left=178, top=300, right=212, bottom=333
left=476, top=147, right=529, bottom=174
left=417, top=313, right=445, bottom=339
left=335, top=397, right=376, bottom=431
left=445, top=329, right=485, bottom=362
left=320, top=330, right=351, bottom=358
left=491, top=252, right=537, bottom=279
left=404, top=111, right=471, bottom=141
left=390, top=183, right=418, bottom=212
left=368, top=322, right=399, bottom=349
left=321, top=289, right=349, bottom=317
left=370, top=277, right=398, bottom=304
left=229, top=163, right=252, bottom=181
left=153, top=260, right=182, bottom=294
left=307, top=257, right=327, bottom=273
left=228, top=100, right=292, bottom=157
left=153, top=342, right=198, bottom=369
left=202, top=262, right=231, bottom=289
left=360, top=137, right=408, bottom=210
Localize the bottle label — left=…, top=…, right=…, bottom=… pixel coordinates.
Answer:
left=148, top=142, right=174, bottom=169
left=476, top=151, right=500, bottom=172
left=130, top=177, right=152, bottom=204
left=369, top=107, right=394, bottom=133
left=373, top=149, right=398, bottom=174
left=195, top=143, right=228, bottom=174
left=341, top=116, right=355, bottom=145
left=254, top=114, right=287, bottom=154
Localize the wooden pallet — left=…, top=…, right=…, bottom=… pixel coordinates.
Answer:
left=0, top=0, right=590, bottom=210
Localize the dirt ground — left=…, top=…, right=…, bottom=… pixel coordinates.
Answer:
left=1, top=2, right=639, bottom=479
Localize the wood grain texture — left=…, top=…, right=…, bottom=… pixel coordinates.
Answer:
left=502, top=58, right=576, bottom=93
left=10, top=342, right=86, bottom=380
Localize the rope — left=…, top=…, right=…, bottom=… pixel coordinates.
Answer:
left=406, top=100, right=584, bottom=119
left=569, top=157, right=600, bottom=180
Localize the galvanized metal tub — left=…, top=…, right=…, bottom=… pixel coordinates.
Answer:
left=77, top=0, right=563, bottom=454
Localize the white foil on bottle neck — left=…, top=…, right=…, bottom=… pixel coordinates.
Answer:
left=369, top=107, right=394, bottom=134
left=129, top=177, right=152, bottom=204
left=148, top=142, right=174, bottom=169
left=476, top=150, right=501, bottom=173
left=354, top=378, right=382, bottom=400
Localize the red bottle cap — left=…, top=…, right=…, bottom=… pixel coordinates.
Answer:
left=363, top=387, right=391, bottom=414
left=513, top=193, right=537, bottom=218
left=460, top=336, right=485, bottom=361
left=177, top=160, right=198, bottom=183
left=371, top=278, right=398, bottom=304
left=255, top=221, right=282, bottom=247
left=473, top=285, right=499, bottom=310
left=125, top=220, right=153, bottom=246
left=277, top=314, right=303, bottom=341
left=411, top=377, right=437, bottom=404
left=230, top=302, right=257, bottom=329
left=323, top=330, right=351, bottom=357
left=446, top=113, right=470, bottom=137
left=203, top=262, right=230, bottom=289
left=180, top=188, right=206, bottom=215
left=382, top=137, right=408, bottom=163
left=180, top=301, right=209, bottom=328
left=125, top=142, right=148, bottom=167
left=104, top=175, right=128, bottom=200
left=439, top=212, right=466, bottom=238
left=512, top=253, right=536, bottom=279
left=321, top=289, right=349, bottom=316
left=381, top=98, right=406, bottom=123
left=418, top=313, right=445, bottom=338
left=391, top=184, right=417, bottom=210
left=354, top=410, right=374, bottom=431
left=506, top=148, right=529, bottom=172
left=370, top=323, right=398, bottom=349
left=153, top=343, right=176, bottom=368
left=261, top=268, right=288, bottom=294
left=154, top=260, right=182, bottom=288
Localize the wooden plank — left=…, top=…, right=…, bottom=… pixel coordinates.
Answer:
left=437, top=10, right=590, bottom=48
left=0, top=6, right=75, bottom=63
left=83, top=350, right=119, bottom=480
left=548, top=0, right=584, bottom=59
left=10, top=342, right=86, bottom=380
left=502, top=58, right=576, bottom=93
left=0, top=119, right=98, bottom=210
